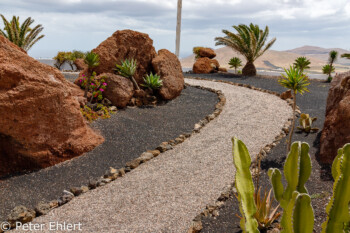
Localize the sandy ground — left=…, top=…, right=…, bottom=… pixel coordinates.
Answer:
left=19, top=79, right=292, bottom=233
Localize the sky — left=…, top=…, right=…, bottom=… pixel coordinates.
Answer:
left=1, top=0, right=350, bottom=58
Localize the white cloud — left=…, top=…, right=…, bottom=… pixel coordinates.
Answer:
left=0, top=0, right=349, bottom=58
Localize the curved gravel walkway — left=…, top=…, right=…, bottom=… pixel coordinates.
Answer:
left=26, top=79, right=292, bottom=233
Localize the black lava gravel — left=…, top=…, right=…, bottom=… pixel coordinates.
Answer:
left=185, top=73, right=332, bottom=233
left=0, top=85, right=218, bottom=221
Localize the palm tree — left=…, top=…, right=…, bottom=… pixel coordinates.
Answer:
left=278, top=66, right=310, bottom=151
left=0, top=14, right=44, bottom=51
left=84, top=51, right=100, bottom=98
left=322, top=64, right=335, bottom=82
left=228, top=57, right=242, bottom=74
left=215, top=23, right=276, bottom=76
left=293, top=57, right=311, bottom=73
left=326, top=50, right=338, bottom=82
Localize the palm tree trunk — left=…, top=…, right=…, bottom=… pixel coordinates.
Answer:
left=175, top=0, right=182, bottom=57
left=287, top=92, right=297, bottom=152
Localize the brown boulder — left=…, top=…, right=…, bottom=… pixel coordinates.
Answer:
left=218, top=67, right=228, bottom=73
left=100, top=73, right=134, bottom=108
left=152, top=49, right=184, bottom=100
left=280, top=90, right=292, bottom=100
left=91, top=29, right=157, bottom=84
left=0, top=35, right=104, bottom=177
left=193, top=57, right=219, bottom=74
left=198, top=48, right=216, bottom=59
left=319, top=72, right=350, bottom=164
left=74, top=58, right=87, bottom=71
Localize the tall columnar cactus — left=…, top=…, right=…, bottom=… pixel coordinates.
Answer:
left=321, top=143, right=350, bottom=233
left=268, top=141, right=311, bottom=232
left=232, top=137, right=259, bottom=233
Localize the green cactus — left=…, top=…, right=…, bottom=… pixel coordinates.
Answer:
left=293, top=192, right=314, bottom=233
left=321, top=143, right=350, bottom=233
left=297, top=113, right=319, bottom=133
left=232, top=137, right=259, bottom=233
left=268, top=141, right=312, bottom=232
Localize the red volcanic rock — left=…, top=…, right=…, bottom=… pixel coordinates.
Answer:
left=319, top=72, right=350, bottom=164
left=193, top=57, right=219, bottom=74
left=152, top=49, right=184, bottom=100
left=90, top=29, right=157, bottom=84
left=198, top=47, right=216, bottom=59
left=0, top=35, right=104, bottom=177
left=99, top=73, right=134, bottom=108
left=280, top=90, right=292, bottom=100
left=74, top=58, right=87, bottom=71
left=218, top=67, right=228, bottom=73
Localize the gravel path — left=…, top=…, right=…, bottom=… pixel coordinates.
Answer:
left=194, top=74, right=331, bottom=233
left=26, top=79, right=292, bottom=232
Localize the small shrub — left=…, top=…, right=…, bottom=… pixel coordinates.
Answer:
left=53, top=51, right=69, bottom=70
left=322, top=64, right=335, bottom=82
left=77, top=72, right=107, bottom=103
left=80, top=106, right=99, bottom=122
left=229, top=57, right=242, bottom=74
left=141, top=72, right=163, bottom=90
left=193, top=46, right=203, bottom=59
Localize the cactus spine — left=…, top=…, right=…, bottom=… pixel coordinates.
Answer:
left=268, top=141, right=312, bottom=232
left=232, top=137, right=259, bottom=233
left=321, top=143, right=350, bottom=233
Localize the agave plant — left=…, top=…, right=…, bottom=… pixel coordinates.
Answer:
left=293, top=57, right=311, bottom=73
left=0, top=14, right=44, bottom=51
left=215, top=23, right=276, bottom=76
left=254, top=188, right=281, bottom=230
left=229, top=57, right=242, bottom=74
left=297, top=113, right=319, bottom=133
left=116, top=59, right=140, bottom=90
left=279, top=66, right=310, bottom=151
left=141, top=73, right=163, bottom=90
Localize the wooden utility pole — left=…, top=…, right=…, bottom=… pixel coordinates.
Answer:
left=175, top=0, right=182, bottom=57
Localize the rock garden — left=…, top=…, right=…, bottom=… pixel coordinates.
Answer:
left=0, top=20, right=349, bottom=233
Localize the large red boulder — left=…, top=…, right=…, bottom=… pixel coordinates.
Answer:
left=193, top=57, right=219, bottom=74
left=198, top=47, right=216, bottom=59
left=90, top=29, right=157, bottom=84
left=319, top=72, right=350, bottom=164
left=151, top=49, right=184, bottom=100
left=74, top=58, right=87, bottom=71
left=0, top=35, right=104, bottom=176
left=99, top=73, right=134, bottom=108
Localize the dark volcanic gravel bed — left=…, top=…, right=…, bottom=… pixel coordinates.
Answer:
left=0, top=85, right=218, bottom=221
left=185, top=73, right=333, bottom=233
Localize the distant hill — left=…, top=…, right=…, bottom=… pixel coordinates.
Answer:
left=181, top=45, right=350, bottom=73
